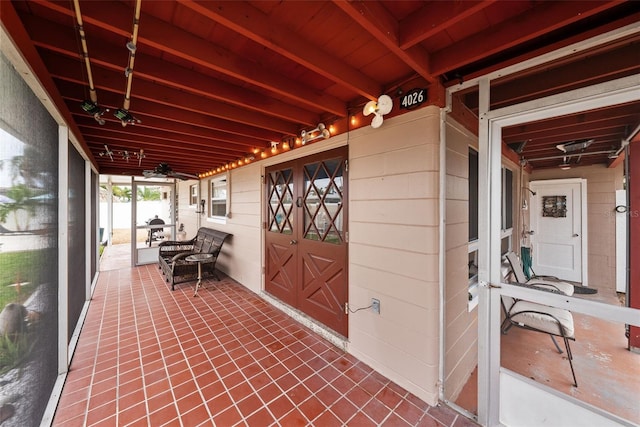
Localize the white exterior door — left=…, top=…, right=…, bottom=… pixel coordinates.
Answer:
left=530, top=179, right=586, bottom=283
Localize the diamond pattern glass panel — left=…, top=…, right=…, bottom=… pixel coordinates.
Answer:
left=267, top=168, right=294, bottom=234
left=303, top=158, right=344, bottom=244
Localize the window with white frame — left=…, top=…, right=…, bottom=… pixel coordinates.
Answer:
left=468, top=148, right=514, bottom=309
left=189, top=184, right=198, bottom=205
left=210, top=176, right=227, bottom=219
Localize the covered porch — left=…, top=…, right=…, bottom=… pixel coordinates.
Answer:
left=53, top=244, right=477, bottom=427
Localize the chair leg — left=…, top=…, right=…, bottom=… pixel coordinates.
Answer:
left=501, top=318, right=513, bottom=334
left=550, top=335, right=563, bottom=354
left=564, top=338, right=578, bottom=387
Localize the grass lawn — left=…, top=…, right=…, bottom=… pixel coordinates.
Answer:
left=0, top=250, right=46, bottom=309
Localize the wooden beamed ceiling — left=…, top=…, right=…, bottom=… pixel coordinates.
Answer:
left=2, top=0, right=639, bottom=177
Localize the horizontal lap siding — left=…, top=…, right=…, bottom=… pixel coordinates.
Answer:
left=348, top=107, right=441, bottom=406
left=444, top=118, right=478, bottom=403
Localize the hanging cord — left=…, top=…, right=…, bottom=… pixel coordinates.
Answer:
left=115, top=0, right=142, bottom=126
left=123, top=0, right=142, bottom=111
left=73, top=0, right=107, bottom=124
left=73, top=0, right=95, bottom=103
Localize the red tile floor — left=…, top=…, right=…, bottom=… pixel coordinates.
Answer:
left=52, top=246, right=478, bottom=426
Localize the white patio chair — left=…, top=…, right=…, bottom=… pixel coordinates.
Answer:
left=501, top=251, right=578, bottom=387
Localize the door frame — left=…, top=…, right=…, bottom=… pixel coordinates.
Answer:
left=132, top=180, right=176, bottom=266
left=529, top=178, right=588, bottom=285
left=263, top=146, right=349, bottom=337
left=479, top=74, right=639, bottom=426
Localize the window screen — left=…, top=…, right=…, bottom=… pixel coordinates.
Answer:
left=0, top=52, right=59, bottom=426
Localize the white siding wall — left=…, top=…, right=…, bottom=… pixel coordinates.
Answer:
left=443, top=118, right=478, bottom=403
left=176, top=106, right=443, bottom=405
left=348, top=106, right=441, bottom=405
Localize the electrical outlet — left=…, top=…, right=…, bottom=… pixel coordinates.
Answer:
left=371, top=298, right=380, bottom=314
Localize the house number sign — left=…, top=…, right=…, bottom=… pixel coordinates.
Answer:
left=400, top=88, right=427, bottom=110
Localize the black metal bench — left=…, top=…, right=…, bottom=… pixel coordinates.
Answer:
left=158, top=227, right=232, bottom=290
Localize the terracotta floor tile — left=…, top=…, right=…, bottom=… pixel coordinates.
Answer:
left=51, top=257, right=475, bottom=427
left=329, top=398, right=358, bottom=423
left=244, top=407, right=276, bottom=426
left=118, top=401, right=148, bottom=425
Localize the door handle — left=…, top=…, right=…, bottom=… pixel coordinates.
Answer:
left=573, top=233, right=579, bottom=237
left=290, top=239, right=298, bottom=245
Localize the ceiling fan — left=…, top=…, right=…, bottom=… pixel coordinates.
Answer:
left=556, top=138, right=594, bottom=153
left=143, top=163, right=199, bottom=180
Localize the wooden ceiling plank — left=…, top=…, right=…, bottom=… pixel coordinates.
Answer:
left=43, top=51, right=300, bottom=135
left=503, top=106, right=639, bottom=138
left=0, top=1, right=97, bottom=167
left=431, top=0, right=624, bottom=75
left=54, top=79, right=282, bottom=142
left=34, top=0, right=347, bottom=115
left=74, top=115, right=259, bottom=153
left=80, top=128, right=247, bottom=158
left=464, top=44, right=640, bottom=111
left=21, top=13, right=319, bottom=127
left=400, top=0, right=498, bottom=49
left=178, top=0, right=381, bottom=100
left=71, top=109, right=265, bottom=149
left=333, top=0, right=437, bottom=85
left=83, top=134, right=248, bottom=173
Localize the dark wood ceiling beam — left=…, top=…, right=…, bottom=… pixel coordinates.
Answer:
left=177, top=0, right=381, bottom=100
left=53, top=78, right=283, bottom=143
left=399, top=0, right=497, bottom=49
left=85, top=142, right=239, bottom=170
left=333, top=0, right=437, bottom=85
left=505, top=119, right=636, bottom=144
left=515, top=128, right=627, bottom=152
left=41, top=51, right=299, bottom=136
left=76, top=119, right=255, bottom=154
left=503, top=107, right=639, bottom=139
left=81, top=130, right=244, bottom=160
left=34, top=0, right=347, bottom=116
left=0, top=1, right=97, bottom=167
left=431, top=0, right=624, bottom=75
left=465, top=44, right=640, bottom=110
left=70, top=108, right=266, bottom=150
left=20, top=13, right=318, bottom=127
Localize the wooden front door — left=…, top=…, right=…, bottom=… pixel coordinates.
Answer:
left=265, top=147, right=349, bottom=336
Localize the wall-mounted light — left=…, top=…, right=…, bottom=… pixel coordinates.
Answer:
left=301, top=123, right=330, bottom=145
left=363, top=95, right=393, bottom=128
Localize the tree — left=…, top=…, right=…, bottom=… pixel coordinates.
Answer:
left=0, top=184, right=37, bottom=230
left=137, top=187, right=161, bottom=201
left=111, top=186, right=132, bottom=202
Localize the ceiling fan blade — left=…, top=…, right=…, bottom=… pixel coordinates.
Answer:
left=169, top=171, right=199, bottom=180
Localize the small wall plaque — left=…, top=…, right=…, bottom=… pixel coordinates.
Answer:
left=542, top=195, right=567, bottom=217
left=400, top=88, right=427, bottom=110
